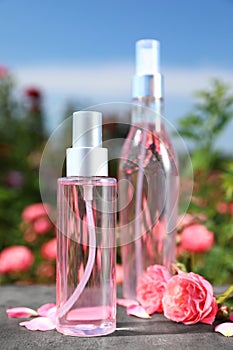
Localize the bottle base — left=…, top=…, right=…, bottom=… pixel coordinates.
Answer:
left=56, top=321, right=116, bottom=337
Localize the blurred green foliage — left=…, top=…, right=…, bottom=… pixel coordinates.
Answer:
left=0, top=69, right=54, bottom=284
left=177, top=79, right=233, bottom=285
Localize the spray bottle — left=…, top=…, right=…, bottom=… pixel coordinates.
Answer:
left=119, top=39, right=179, bottom=299
left=56, top=111, right=117, bottom=336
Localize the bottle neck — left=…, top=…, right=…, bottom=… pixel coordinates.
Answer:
left=131, top=96, right=164, bottom=132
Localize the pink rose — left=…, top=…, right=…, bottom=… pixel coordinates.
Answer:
left=41, top=238, right=57, bottom=260
left=0, top=246, right=34, bottom=274
left=22, top=203, right=51, bottom=223
left=180, top=224, right=214, bottom=253
left=33, top=216, right=53, bottom=234
left=162, top=272, right=218, bottom=325
left=136, top=265, right=171, bottom=314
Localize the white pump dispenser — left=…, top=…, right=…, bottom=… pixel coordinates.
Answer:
left=132, top=39, right=163, bottom=99
left=135, top=39, right=160, bottom=75
left=66, top=111, right=108, bottom=177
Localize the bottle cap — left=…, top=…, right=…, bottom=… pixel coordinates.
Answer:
left=66, top=111, right=108, bottom=177
left=136, top=39, right=160, bottom=75
left=132, top=39, right=163, bottom=98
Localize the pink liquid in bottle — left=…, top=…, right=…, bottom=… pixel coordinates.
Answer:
left=56, top=177, right=117, bottom=337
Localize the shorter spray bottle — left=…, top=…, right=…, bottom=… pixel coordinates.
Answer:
left=56, top=111, right=117, bottom=337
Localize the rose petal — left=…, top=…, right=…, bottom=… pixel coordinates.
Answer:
left=200, top=298, right=218, bottom=325
left=126, top=305, right=151, bottom=319
left=37, top=303, right=56, bottom=317
left=230, top=314, right=233, bottom=322
left=6, top=307, right=38, bottom=318
left=19, top=317, right=56, bottom=331
left=117, top=298, right=139, bottom=308
left=46, top=307, right=57, bottom=322
left=215, top=322, right=233, bottom=337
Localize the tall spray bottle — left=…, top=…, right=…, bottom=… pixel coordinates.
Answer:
left=119, top=39, right=179, bottom=299
left=56, top=111, right=117, bottom=336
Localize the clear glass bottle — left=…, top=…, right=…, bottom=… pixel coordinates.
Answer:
left=56, top=111, right=117, bottom=337
left=119, top=40, right=179, bottom=299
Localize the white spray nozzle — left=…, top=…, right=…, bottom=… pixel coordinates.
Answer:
left=135, top=39, right=160, bottom=76
left=73, top=111, right=102, bottom=148
left=66, top=110, right=108, bottom=177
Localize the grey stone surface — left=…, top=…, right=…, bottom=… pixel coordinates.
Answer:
left=0, top=285, right=232, bottom=350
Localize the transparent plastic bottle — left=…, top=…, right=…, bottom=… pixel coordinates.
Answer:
left=119, top=40, right=179, bottom=300
left=56, top=111, right=117, bottom=337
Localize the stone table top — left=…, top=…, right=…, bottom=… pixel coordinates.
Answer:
left=0, top=285, right=232, bottom=350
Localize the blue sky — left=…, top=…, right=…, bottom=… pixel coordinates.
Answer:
left=1, top=0, right=233, bottom=150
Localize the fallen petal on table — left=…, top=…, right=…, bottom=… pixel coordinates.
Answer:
left=6, top=307, right=38, bottom=318
left=215, top=322, right=233, bottom=337
left=19, top=317, right=56, bottom=331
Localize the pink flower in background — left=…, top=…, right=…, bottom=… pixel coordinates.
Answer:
left=23, top=229, right=37, bottom=243
left=25, top=87, right=41, bottom=99
left=162, top=272, right=218, bottom=325
left=33, top=216, right=53, bottom=235
left=22, top=203, right=51, bottom=223
left=177, top=213, right=196, bottom=230
left=180, top=224, right=214, bottom=253
left=0, top=246, right=34, bottom=274
left=41, top=238, right=57, bottom=260
left=216, top=202, right=229, bottom=214
left=116, top=264, right=124, bottom=285
left=216, top=201, right=233, bottom=215
left=36, top=262, right=55, bottom=279
left=4, top=170, right=24, bottom=188
left=22, top=203, right=53, bottom=236
left=0, top=65, right=8, bottom=78
left=136, top=265, right=171, bottom=314
left=177, top=213, right=207, bottom=231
